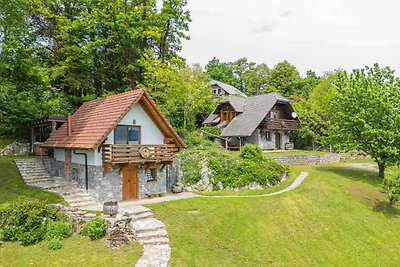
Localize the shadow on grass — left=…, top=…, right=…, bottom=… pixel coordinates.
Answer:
left=315, top=166, right=382, bottom=187
left=373, top=200, right=400, bottom=218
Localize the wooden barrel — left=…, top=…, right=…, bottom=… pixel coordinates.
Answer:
left=103, top=200, right=118, bottom=216
left=33, top=143, right=50, bottom=156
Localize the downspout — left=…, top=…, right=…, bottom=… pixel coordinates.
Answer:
left=73, top=150, right=88, bottom=191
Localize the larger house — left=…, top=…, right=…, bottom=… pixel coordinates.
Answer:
left=203, top=93, right=300, bottom=150
left=42, top=89, right=185, bottom=202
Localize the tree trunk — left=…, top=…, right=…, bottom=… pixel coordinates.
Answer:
left=377, top=161, right=386, bottom=178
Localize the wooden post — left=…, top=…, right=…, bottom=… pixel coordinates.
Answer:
left=51, top=121, right=57, bottom=134
left=30, top=127, right=35, bottom=153
left=65, top=149, right=72, bottom=181
left=239, top=137, right=242, bottom=150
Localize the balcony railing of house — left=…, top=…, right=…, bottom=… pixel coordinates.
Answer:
left=102, top=144, right=178, bottom=164
left=260, top=119, right=299, bottom=131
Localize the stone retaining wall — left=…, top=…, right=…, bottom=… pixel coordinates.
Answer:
left=267, top=153, right=340, bottom=165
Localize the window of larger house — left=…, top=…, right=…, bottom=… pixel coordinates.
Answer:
left=114, top=125, right=140, bottom=144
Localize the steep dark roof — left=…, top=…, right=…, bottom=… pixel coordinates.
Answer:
left=221, top=93, right=292, bottom=137
left=210, top=80, right=247, bottom=97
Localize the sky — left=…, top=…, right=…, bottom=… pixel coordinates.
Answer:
left=181, top=0, right=400, bottom=76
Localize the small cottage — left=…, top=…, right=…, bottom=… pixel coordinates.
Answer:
left=42, top=89, right=185, bottom=202
left=203, top=93, right=300, bottom=150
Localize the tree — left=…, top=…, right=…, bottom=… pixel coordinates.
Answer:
left=264, top=60, right=301, bottom=96
left=205, top=57, right=240, bottom=89
left=331, top=64, right=400, bottom=178
left=141, top=55, right=213, bottom=131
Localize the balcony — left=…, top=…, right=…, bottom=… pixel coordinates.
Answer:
left=102, top=144, right=178, bottom=164
left=260, top=119, right=299, bottom=131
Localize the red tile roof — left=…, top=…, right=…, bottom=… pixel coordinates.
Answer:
left=43, top=88, right=185, bottom=149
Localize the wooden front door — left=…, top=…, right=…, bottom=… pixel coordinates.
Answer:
left=275, top=133, right=281, bottom=150
left=121, top=165, right=138, bottom=200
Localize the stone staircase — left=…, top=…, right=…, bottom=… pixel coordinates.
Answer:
left=120, top=205, right=171, bottom=267
left=14, top=159, right=101, bottom=210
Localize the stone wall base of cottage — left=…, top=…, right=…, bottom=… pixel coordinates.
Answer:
left=42, top=158, right=180, bottom=204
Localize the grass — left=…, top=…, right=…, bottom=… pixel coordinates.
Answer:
left=0, top=138, right=143, bottom=265
left=0, top=155, right=64, bottom=204
left=0, top=234, right=142, bottom=267
left=196, top=167, right=301, bottom=196
left=0, top=137, right=14, bottom=150
left=149, top=161, right=400, bottom=266
left=263, top=150, right=329, bottom=157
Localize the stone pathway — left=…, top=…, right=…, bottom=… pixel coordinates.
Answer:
left=14, top=159, right=101, bottom=210
left=116, top=205, right=170, bottom=267
left=199, top=171, right=309, bottom=198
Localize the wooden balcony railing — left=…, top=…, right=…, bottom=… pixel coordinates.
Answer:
left=102, top=144, right=178, bottom=164
left=260, top=119, right=299, bottom=131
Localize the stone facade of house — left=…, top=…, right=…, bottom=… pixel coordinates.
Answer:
left=42, top=158, right=178, bottom=203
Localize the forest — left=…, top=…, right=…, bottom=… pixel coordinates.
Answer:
left=1, top=0, right=399, bottom=176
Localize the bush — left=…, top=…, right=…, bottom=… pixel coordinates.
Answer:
left=48, top=239, right=63, bottom=250
left=46, top=221, right=72, bottom=240
left=180, top=131, right=288, bottom=190
left=381, top=174, right=400, bottom=206
left=240, top=144, right=264, bottom=161
left=0, top=200, right=68, bottom=246
left=80, top=217, right=107, bottom=240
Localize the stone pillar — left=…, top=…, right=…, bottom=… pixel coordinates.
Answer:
left=65, top=149, right=72, bottom=181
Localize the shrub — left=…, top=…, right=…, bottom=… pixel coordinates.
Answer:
left=48, top=239, right=63, bottom=250
left=0, top=200, right=68, bottom=246
left=240, top=144, right=264, bottom=162
left=180, top=131, right=288, bottom=190
left=381, top=174, right=400, bottom=206
left=46, top=221, right=72, bottom=240
left=80, top=217, right=107, bottom=240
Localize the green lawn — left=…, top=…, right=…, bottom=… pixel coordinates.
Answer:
left=0, top=138, right=143, bottom=265
left=0, top=235, right=142, bottom=267
left=0, top=137, right=14, bottom=150
left=149, top=162, right=400, bottom=266
left=0, top=156, right=64, bottom=204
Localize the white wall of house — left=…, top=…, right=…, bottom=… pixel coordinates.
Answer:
left=54, top=103, right=165, bottom=167
left=243, top=129, right=291, bottom=150
left=54, top=148, right=98, bottom=165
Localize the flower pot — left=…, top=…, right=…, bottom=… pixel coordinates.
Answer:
left=172, top=185, right=183, bottom=194
left=103, top=200, right=118, bottom=216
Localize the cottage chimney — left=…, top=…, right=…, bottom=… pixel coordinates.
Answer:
left=67, top=114, right=72, bottom=136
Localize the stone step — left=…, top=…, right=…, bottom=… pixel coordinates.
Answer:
left=137, top=229, right=168, bottom=240
left=66, top=196, right=97, bottom=205
left=132, top=218, right=166, bottom=233
left=69, top=200, right=99, bottom=208
left=140, top=237, right=169, bottom=245
left=25, top=178, right=55, bottom=184
left=130, top=211, right=154, bottom=222
left=36, top=182, right=72, bottom=190
left=120, top=205, right=151, bottom=216
left=19, top=171, right=48, bottom=175
left=63, top=192, right=93, bottom=200
left=21, top=174, right=52, bottom=180
left=72, top=203, right=102, bottom=211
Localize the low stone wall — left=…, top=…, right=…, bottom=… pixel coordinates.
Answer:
left=1, top=142, right=30, bottom=156
left=267, top=153, right=340, bottom=165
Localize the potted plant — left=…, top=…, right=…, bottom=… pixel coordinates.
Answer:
left=103, top=200, right=118, bottom=216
